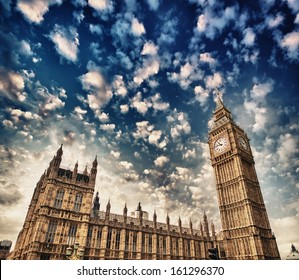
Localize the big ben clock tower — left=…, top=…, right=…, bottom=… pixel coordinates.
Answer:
left=208, top=93, right=280, bottom=260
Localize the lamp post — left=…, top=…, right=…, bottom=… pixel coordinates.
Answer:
left=66, top=241, right=84, bottom=260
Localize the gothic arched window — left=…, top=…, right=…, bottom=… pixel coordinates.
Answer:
left=54, top=189, right=64, bottom=208
left=74, top=193, right=83, bottom=212
left=45, top=220, right=57, bottom=243
left=67, top=224, right=77, bottom=245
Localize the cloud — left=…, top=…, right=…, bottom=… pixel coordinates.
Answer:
left=89, top=24, right=103, bottom=35
left=133, top=41, right=160, bottom=85
left=194, top=85, right=209, bottom=107
left=280, top=31, right=299, bottom=61
left=120, top=104, right=129, bottom=114
left=0, top=181, right=22, bottom=206
left=183, top=148, right=196, bottom=160
left=2, top=120, right=15, bottom=129
left=42, top=94, right=65, bottom=111
left=243, top=80, right=274, bottom=133
left=145, top=0, right=160, bottom=11
left=48, top=24, right=79, bottom=63
left=62, top=130, right=76, bottom=145
left=205, top=72, right=223, bottom=89
left=133, top=58, right=160, bottom=85
left=98, top=112, right=110, bottom=122
left=277, top=133, right=299, bottom=169
left=0, top=68, right=25, bottom=101
left=167, top=63, right=193, bottom=89
left=242, top=28, right=256, bottom=46
left=131, top=17, right=146, bottom=36
left=197, top=14, right=206, bottom=32
left=73, top=10, right=85, bottom=23
left=110, top=150, right=120, bottom=159
left=100, top=123, right=115, bottom=132
left=167, top=110, right=191, bottom=141
left=19, top=40, right=34, bottom=57
left=266, top=13, right=284, bottom=29
left=141, top=41, right=158, bottom=56
left=285, top=0, right=299, bottom=13
left=250, top=81, right=273, bottom=101
left=119, top=161, right=133, bottom=170
left=245, top=103, right=267, bottom=133
left=10, top=108, right=41, bottom=123
left=124, top=0, right=137, bottom=11
left=167, top=54, right=204, bottom=90
left=148, top=130, right=167, bottom=149
left=132, top=120, right=166, bottom=149
left=17, top=0, right=62, bottom=24
left=150, top=93, right=169, bottom=112
left=0, top=30, right=40, bottom=66
left=157, top=17, right=178, bottom=46
left=196, top=6, right=236, bottom=40
left=115, top=50, right=133, bottom=70
left=73, top=106, right=87, bottom=120
left=199, top=52, right=216, bottom=65
left=130, top=92, right=152, bottom=115
left=80, top=66, right=113, bottom=117
left=154, top=155, right=169, bottom=167
left=88, top=0, right=114, bottom=15
left=113, top=75, right=127, bottom=97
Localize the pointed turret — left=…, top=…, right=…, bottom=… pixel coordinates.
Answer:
left=189, top=218, right=193, bottom=235
left=123, top=203, right=127, bottom=216
left=200, top=222, right=204, bottom=236
left=53, top=144, right=63, bottom=167
left=211, top=220, right=216, bottom=239
left=106, top=199, right=111, bottom=212
left=166, top=213, right=170, bottom=225
left=56, top=143, right=63, bottom=158
left=73, top=161, right=78, bottom=180
left=123, top=203, right=128, bottom=226
left=92, top=191, right=100, bottom=217
left=46, top=156, right=54, bottom=175
left=178, top=216, right=182, bottom=229
left=90, top=156, right=97, bottom=187
left=47, top=145, right=63, bottom=177
left=137, top=202, right=142, bottom=211
left=153, top=210, right=157, bottom=221
left=203, top=211, right=210, bottom=238
left=105, top=199, right=111, bottom=222
left=153, top=210, right=157, bottom=229
left=83, top=165, right=88, bottom=175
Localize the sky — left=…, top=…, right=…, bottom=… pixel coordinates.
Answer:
left=0, top=0, right=298, bottom=259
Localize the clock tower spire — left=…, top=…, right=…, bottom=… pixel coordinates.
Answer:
left=208, top=93, right=280, bottom=260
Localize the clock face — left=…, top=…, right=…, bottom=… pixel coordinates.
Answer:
left=239, top=137, right=248, bottom=150
left=214, top=137, right=228, bottom=153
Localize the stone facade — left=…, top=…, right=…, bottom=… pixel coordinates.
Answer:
left=9, top=97, right=280, bottom=260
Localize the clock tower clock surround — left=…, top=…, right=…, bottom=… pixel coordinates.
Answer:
left=208, top=94, right=280, bottom=260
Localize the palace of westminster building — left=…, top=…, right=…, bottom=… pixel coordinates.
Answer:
left=8, top=97, right=280, bottom=260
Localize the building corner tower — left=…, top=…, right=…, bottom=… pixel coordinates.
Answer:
left=9, top=145, right=97, bottom=260
left=208, top=93, right=280, bottom=260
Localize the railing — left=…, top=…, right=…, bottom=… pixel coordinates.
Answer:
left=93, top=211, right=207, bottom=237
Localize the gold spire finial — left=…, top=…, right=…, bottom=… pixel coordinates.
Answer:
left=215, top=89, right=223, bottom=109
